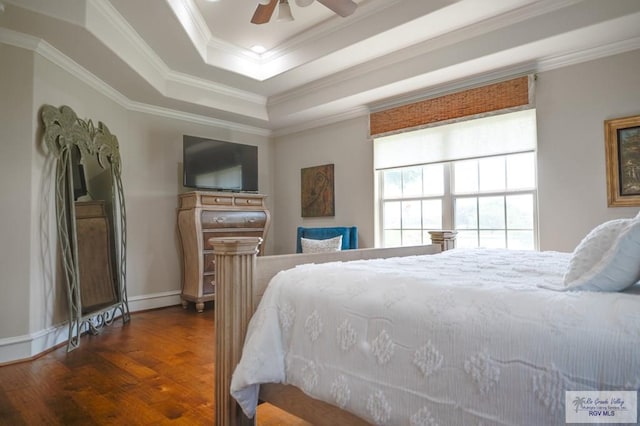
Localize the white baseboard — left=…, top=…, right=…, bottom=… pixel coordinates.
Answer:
left=127, top=290, right=182, bottom=312
left=0, top=290, right=182, bottom=365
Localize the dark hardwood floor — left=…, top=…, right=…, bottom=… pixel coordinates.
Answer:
left=0, top=306, right=310, bottom=425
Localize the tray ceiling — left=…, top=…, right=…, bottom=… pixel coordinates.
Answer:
left=1, top=0, right=639, bottom=134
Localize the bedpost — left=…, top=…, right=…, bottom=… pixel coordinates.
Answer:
left=210, top=237, right=262, bottom=426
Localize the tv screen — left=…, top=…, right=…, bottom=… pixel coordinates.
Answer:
left=183, top=136, right=258, bottom=192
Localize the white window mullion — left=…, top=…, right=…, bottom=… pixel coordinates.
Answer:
left=442, top=163, right=453, bottom=230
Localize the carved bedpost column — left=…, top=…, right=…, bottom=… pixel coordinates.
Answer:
left=428, top=230, right=458, bottom=252
left=210, top=237, right=262, bottom=426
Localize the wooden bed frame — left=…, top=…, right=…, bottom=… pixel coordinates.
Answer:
left=210, top=237, right=441, bottom=426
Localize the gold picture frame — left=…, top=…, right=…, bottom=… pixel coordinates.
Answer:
left=605, top=114, right=640, bottom=207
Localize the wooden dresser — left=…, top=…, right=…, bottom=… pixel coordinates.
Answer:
left=177, top=191, right=270, bottom=312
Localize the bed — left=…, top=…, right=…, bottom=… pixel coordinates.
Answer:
left=211, top=218, right=640, bottom=426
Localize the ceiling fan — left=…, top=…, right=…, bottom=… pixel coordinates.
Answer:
left=251, top=0, right=358, bottom=25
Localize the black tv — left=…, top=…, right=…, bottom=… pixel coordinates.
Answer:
left=183, top=135, right=258, bottom=192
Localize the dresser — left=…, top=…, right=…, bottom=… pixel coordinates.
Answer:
left=177, top=191, right=270, bottom=312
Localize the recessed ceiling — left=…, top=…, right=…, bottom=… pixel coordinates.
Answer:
left=193, top=0, right=368, bottom=52
left=1, top=0, right=639, bottom=135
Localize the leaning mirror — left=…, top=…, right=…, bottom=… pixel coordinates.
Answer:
left=41, top=105, right=130, bottom=351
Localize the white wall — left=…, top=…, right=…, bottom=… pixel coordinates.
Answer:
left=272, top=49, right=640, bottom=254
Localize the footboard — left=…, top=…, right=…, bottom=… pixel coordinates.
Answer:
left=210, top=237, right=441, bottom=425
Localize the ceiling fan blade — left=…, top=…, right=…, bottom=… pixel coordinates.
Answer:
left=251, top=0, right=278, bottom=25
left=317, top=0, right=357, bottom=17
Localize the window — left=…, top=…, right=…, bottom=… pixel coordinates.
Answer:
left=375, top=109, right=538, bottom=250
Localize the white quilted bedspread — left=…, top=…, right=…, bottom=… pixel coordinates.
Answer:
left=230, top=249, right=640, bottom=425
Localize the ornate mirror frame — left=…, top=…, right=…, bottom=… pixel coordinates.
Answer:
left=41, top=105, right=130, bottom=351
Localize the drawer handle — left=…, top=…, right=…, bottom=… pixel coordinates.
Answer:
left=215, top=217, right=225, bottom=223
left=208, top=259, right=215, bottom=267
left=246, top=218, right=256, bottom=223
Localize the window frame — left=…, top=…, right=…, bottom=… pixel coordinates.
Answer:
left=377, top=152, right=538, bottom=250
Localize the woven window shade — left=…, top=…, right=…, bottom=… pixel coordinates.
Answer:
left=370, top=76, right=532, bottom=137
left=374, top=109, right=537, bottom=170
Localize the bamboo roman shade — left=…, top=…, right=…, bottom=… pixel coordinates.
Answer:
left=369, top=76, right=533, bottom=137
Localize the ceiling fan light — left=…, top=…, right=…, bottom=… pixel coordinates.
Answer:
left=258, top=0, right=271, bottom=5
left=277, top=0, right=294, bottom=21
left=295, top=0, right=314, bottom=7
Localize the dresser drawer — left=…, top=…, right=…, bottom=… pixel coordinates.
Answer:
left=203, top=253, right=216, bottom=273
left=200, top=194, right=234, bottom=206
left=202, top=273, right=215, bottom=295
left=234, top=196, right=264, bottom=207
left=201, top=210, right=266, bottom=229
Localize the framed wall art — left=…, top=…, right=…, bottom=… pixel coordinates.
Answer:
left=301, top=163, right=335, bottom=217
left=605, top=114, right=640, bottom=207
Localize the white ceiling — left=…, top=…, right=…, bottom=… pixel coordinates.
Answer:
left=1, top=0, right=639, bottom=135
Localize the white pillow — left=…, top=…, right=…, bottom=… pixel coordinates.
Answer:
left=301, top=235, right=343, bottom=254
left=562, top=218, right=640, bottom=291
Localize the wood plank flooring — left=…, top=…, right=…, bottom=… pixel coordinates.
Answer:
left=0, top=306, right=311, bottom=425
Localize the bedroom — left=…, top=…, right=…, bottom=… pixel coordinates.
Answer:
left=0, top=0, right=640, bottom=422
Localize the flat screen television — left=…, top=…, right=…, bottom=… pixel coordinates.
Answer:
left=183, top=135, right=258, bottom=192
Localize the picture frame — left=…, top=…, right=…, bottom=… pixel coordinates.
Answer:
left=605, top=114, right=640, bottom=207
left=301, top=163, right=335, bottom=217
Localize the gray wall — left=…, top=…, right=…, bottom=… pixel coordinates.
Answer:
left=1, top=40, right=638, bottom=362
left=271, top=49, right=640, bottom=254
left=536, top=49, right=640, bottom=251
left=0, top=44, right=33, bottom=339
left=0, top=43, right=273, bottom=362
left=272, top=117, right=374, bottom=254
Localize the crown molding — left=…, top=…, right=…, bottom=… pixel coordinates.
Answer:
left=0, top=28, right=271, bottom=137
left=167, top=0, right=265, bottom=80
left=536, top=35, right=640, bottom=74
left=368, top=36, right=640, bottom=114
left=268, top=0, right=582, bottom=108
left=169, top=0, right=401, bottom=78
left=4, top=0, right=639, bottom=138
left=85, top=0, right=166, bottom=98
left=270, top=36, right=640, bottom=136
left=86, top=0, right=268, bottom=118
left=267, top=0, right=640, bottom=127
left=165, top=0, right=207, bottom=59
left=259, top=0, right=403, bottom=62
left=272, top=105, right=369, bottom=138
left=368, top=68, right=536, bottom=113
left=127, top=100, right=270, bottom=137
left=167, top=71, right=266, bottom=105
